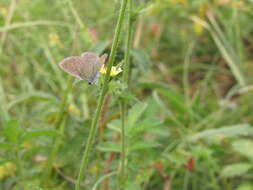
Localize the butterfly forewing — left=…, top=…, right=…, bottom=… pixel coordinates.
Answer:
left=59, top=56, right=84, bottom=80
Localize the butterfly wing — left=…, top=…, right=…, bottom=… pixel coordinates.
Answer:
left=60, top=52, right=108, bottom=84
left=59, top=56, right=84, bottom=80
left=80, top=52, right=106, bottom=84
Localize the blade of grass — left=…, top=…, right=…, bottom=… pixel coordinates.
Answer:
left=0, top=0, right=16, bottom=55
left=191, top=16, right=246, bottom=87
left=183, top=41, right=196, bottom=125
left=0, top=77, right=10, bottom=123
left=233, top=6, right=243, bottom=61
left=43, top=45, right=65, bottom=89
left=207, top=11, right=238, bottom=62
left=92, top=171, right=117, bottom=190
left=206, top=12, right=246, bottom=87
left=66, top=0, right=91, bottom=45
left=0, top=20, right=72, bottom=33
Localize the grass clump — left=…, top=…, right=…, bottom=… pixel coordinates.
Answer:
left=1, top=1, right=253, bottom=190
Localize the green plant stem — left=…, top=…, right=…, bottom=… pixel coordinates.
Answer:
left=0, top=77, right=10, bottom=123
left=119, top=102, right=126, bottom=186
left=183, top=171, right=190, bottom=190
left=74, top=0, right=128, bottom=189
left=119, top=0, right=133, bottom=187
left=43, top=76, right=73, bottom=185
left=16, top=148, right=24, bottom=190
left=122, top=0, right=133, bottom=84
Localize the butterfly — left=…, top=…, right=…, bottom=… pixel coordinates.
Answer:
left=59, top=52, right=107, bottom=84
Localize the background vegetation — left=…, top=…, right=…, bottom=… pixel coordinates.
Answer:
left=1, top=0, right=253, bottom=190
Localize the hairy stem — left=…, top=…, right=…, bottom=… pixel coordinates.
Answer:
left=74, top=0, right=128, bottom=189
left=119, top=0, right=133, bottom=187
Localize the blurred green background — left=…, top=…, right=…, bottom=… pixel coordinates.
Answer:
left=1, top=0, right=253, bottom=189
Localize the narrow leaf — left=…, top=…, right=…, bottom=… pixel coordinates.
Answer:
left=189, top=124, right=253, bottom=141
left=97, top=142, right=121, bottom=152
left=4, top=120, right=22, bottom=144
left=232, top=140, right=253, bottom=160
left=221, top=163, right=251, bottom=178
left=21, top=129, right=60, bottom=142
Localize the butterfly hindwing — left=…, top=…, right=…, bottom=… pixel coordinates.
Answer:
left=80, top=52, right=102, bottom=83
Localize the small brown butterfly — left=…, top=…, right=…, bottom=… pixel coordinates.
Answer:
left=59, top=52, right=107, bottom=84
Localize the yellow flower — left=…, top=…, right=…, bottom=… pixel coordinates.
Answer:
left=22, top=141, right=32, bottom=149
left=88, top=164, right=100, bottom=173
left=0, top=162, right=16, bottom=179
left=68, top=104, right=80, bottom=116
left=193, top=22, right=204, bottom=35
left=214, top=0, right=230, bottom=5
left=48, top=33, right=61, bottom=47
left=232, top=0, right=244, bottom=7
left=191, top=2, right=208, bottom=36
left=0, top=6, right=7, bottom=17
left=100, top=65, right=122, bottom=77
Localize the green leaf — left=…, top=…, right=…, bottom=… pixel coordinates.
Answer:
left=158, top=88, right=187, bottom=113
left=22, top=145, right=49, bottom=160
left=0, top=143, right=12, bottom=150
left=232, top=140, right=253, bottom=160
left=189, top=124, right=253, bottom=142
left=8, top=91, right=57, bottom=109
left=132, top=4, right=152, bottom=17
left=21, top=129, right=60, bottom=142
left=129, top=118, right=162, bottom=136
left=221, top=163, right=252, bottom=178
left=126, top=183, right=143, bottom=190
left=130, top=141, right=160, bottom=151
left=142, top=97, right=160, bottom=118
left=158, top=88, right=200, bottom=120
left=107, top=102, right=162, bottom=137
left=0, top=77, right=9, bottom=122
left=131, top=49, right=150, bottom=71
left=4, top=119, right=23, bottom=144
left=107, top=119, right=121, bottom=133
left=0, top=159, right=14, bottom=166
left=236, top=183, right=253, bottom=190
left=207, top=13, right=245, bottom=87
left=97, top=142, right=121, bottom=152
left=139, top=82, right=169, bottom=90
left=127, top=103, right=147, bottom=131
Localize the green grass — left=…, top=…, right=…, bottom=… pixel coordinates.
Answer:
left=1, top=0, right=253, bottom=190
